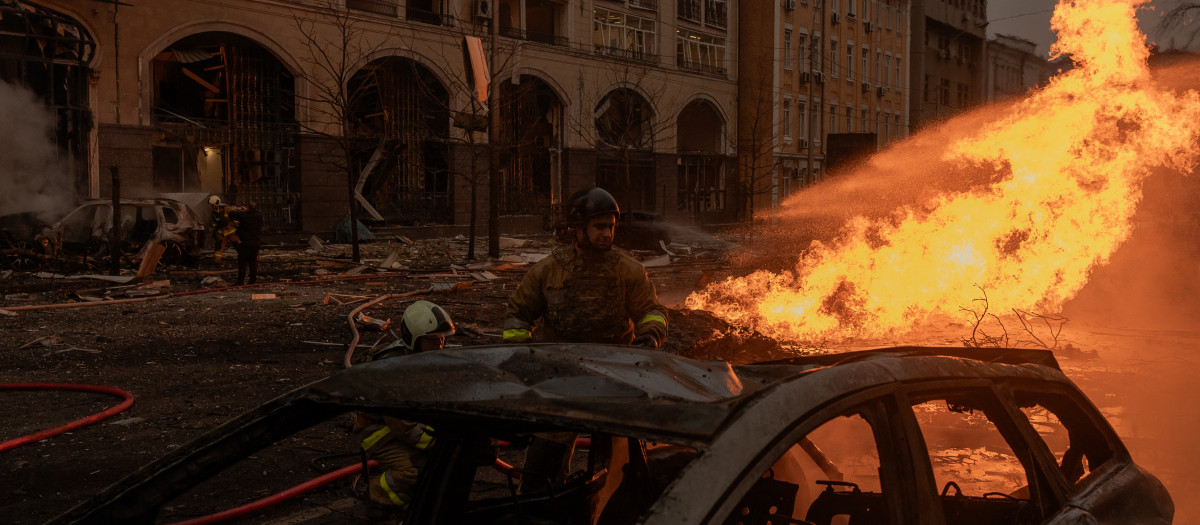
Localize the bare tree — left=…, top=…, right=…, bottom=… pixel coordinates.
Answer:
left=293, top=1, right=392, bottom=263
left=736, top=68, right=788, bottom=235
left=1159, top=3, right=1200, bottom=50
left=566, top=62, right=679, bottom=212
left=396, top=28, right=529, bottom=260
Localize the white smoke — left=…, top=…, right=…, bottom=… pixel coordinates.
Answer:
left=0, top=80, right=76, bottom=222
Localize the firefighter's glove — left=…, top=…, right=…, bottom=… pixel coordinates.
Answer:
left=631, top=334, right=659, bottom=349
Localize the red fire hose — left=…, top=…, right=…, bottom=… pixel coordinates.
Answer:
left=0, top=383, right=134, bottom=453
left=168, top=460, right=380, bottom=525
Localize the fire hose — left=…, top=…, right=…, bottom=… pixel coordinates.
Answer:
left=342, top=289, right=430, bottom=368
left=167, top=460, right=380, bottom=525
left=0, top=383, right=134, bottom=453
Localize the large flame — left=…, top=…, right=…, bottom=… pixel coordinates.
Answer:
left=687, top=0, right=1200, bottom=342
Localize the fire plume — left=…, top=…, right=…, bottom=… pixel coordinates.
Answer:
left=687, top=0, right=1200, bottom=343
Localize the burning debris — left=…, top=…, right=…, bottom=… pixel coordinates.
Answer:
left=689, top=0, right=1200, bottom=344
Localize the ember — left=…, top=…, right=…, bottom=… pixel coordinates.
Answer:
left=688, top=0, right=1200, bottom=343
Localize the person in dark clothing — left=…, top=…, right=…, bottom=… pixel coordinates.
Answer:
left=228, top=201, right=263, bottom=285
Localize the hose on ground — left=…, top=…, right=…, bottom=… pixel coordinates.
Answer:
left=0, top=383, right=134, bottom=453
left=167, top=460, right=380, bottom=525
left=342, top=289, right=428, bottom=368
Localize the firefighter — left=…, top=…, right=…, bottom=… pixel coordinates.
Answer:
left=502, top=187, right=668, bottom=347
left=356, top=300, right=456, bottom=517
left=208, top=195, right=240, bottom=262
left=502, top=187, right=668, bottom=494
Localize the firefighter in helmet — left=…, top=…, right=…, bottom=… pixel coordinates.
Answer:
left=502, top=187, right=668, bottom=493
left=208, top=195, right=240, bottom=262
left=503, top=187, right=668, bottom=347
left=357, top=300, right=456, bottom=516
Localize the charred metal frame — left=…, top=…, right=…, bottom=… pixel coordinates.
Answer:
left=151, top=34, right=299, bottom=229
left=348, top=58, right=453, bottom=226
left=497, top=77, right=561, bottom=217
left=0, top=0, right=95, bottom=197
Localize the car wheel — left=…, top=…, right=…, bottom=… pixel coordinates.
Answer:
left=4, top=240, right=41, bottom=270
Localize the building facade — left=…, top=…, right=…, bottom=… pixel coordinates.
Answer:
left=985, top=34, right=1053, bottom=103
left=739, top=0, right=910, bottom=215
left=3, top=0, right=739, bottom=234
left=908, top=0, right=985, bottom=131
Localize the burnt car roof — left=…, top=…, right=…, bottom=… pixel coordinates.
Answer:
left=49, top=344, right=1075, bottom=525
left=287, top=344, right=1063, bottom=444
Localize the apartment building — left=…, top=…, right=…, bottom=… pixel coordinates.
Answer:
left=985, top=34, right=1053, bottom=103
left=2, top=0, right=738, bottom=232
left=908, top=0, right=985, bottom=131
left=739, top=0, right=909, bottom=214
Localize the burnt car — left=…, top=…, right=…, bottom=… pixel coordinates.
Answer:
left=36, top=198, right=204, bottom=266
left=50, top=345, right=1171, bottom=525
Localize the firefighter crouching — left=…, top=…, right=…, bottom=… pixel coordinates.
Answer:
left=355, top=301, right=456, bottom=515
left=502, top=187, right=669, bottom=493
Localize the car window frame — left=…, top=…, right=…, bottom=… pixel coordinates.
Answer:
left=993, top=380, right=1126, bottom=499
left=896, top=379, right=1068, bottom=524
left=699, top=385, right=935, bottom=525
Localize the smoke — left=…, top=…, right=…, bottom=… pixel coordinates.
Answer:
left=0, top=81, right=77, bottom=222
left=1063, top=56, right=1200, bottom=330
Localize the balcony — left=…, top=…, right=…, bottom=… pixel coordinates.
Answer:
left=595, top=45, right=656, bottom=63
left=347, top=0, right=397, bottom=17
left=677, top=58, right=726, bottom=77
left=630, top=0, right=658, bottom=10
left=501, top=27, right=567, bottom=47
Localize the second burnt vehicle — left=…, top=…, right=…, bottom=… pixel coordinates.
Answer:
left=2, top=198, right=206, bottom=269
left=50, top=345, right=1171, bottom=525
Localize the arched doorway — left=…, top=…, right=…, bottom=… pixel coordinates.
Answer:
left=498, top=75, right=563, bottom=220
left=347, top=57, right=451, bottom=225
left=150, top=32, right=297, bottom=227
left=594, top=88, right=655, bottom=212
left=676, top=99, right=728, bottom=224
left=0, top=0, right=94, bottom=199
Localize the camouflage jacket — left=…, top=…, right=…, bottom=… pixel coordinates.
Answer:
left=503, top=245, right=668, bottom=346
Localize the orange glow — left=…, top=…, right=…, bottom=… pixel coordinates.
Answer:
left=687, top=0, right=1200, bottom=343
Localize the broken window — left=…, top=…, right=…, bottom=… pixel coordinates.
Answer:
left=347, top=57, right=452, bottom=226
left=59, top=203, right=108, bottom=247
left=909, top=388, right=1059, bottom=525
left=497, top=76, right=562, bottom=217
left=1012, top=389, right=1116, bottom=490
left=151, top=33, right=298, bottom=229
left=444, top=434, right=698, bottom=524
left=724, top=404, right=895, bottom=525
left=0, top=0, right=95, bottom=196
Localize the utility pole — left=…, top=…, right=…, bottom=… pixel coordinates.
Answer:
left=487, top=15, right=501, bottom=258
left=108, top=167, right=121, bottom=276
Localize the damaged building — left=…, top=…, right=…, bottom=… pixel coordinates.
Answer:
left=10, top=0, right=740, bottom=235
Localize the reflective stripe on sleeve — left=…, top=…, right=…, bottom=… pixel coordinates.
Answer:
left=379, top=473, right=406, bottom=506
left=414, top=430, right=435, bottom=450
left=361, top=426, right=391, bottom=451
left=503, top=328, right=531, bottom=341
left=638, top=314, right=667, bottom=327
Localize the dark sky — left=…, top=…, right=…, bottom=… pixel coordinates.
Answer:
left=987, top=0, right=1196, bottom=57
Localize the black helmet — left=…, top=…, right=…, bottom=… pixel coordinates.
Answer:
left=566, top=187, right=620, bottom=226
